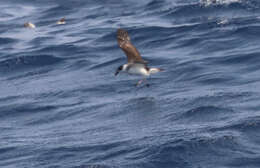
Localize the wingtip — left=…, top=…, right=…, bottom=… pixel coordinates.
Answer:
left=117, top=28, right=130, bottom=41
left=117, top=28, right=124, bottom=37
left=117, top=28, right=126, bottom=34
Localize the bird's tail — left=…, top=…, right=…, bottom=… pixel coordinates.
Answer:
left=149, top=68, right=164, bottom=74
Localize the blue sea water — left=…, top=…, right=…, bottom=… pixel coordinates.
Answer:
left=1, top=0, right=260, bottom=167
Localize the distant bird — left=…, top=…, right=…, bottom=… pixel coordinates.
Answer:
left=56, top=18, right=66, bottom=25
left=24, top=22, right=36, bottom=29
left=115, top=29, right=163, bottom=86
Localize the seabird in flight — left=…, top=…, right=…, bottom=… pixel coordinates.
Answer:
left=115, top=29, right=163, bottom=86
left=24, top=22, right=36, bottom=29
left=57, top=18, right=66, bottom=25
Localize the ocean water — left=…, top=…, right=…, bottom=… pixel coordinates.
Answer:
left=1, top=0, right=260, bottom=167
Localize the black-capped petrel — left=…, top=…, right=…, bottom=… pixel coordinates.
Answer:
left=115, top=29, right=163, bottom=86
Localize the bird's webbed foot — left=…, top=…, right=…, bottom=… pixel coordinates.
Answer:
left=136, top=79, right=150, bottom=87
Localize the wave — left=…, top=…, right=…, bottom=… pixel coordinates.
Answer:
left=179, top=105, right=234, bottom=123
left=0, top=54, right=63, bottom=76
left=201, top=0, right=242, bottom=6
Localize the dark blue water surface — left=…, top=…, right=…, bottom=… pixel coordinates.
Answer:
left=1, top=0, right=260, bottom=167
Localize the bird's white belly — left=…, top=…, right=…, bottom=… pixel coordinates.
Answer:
left=128, top=66, right=149, bottom=76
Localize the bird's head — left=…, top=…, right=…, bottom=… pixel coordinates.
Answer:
left=115, top=65, right=123, bottom=76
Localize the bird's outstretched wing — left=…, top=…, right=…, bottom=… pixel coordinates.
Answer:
left=117, top=29, right=147, bottom=64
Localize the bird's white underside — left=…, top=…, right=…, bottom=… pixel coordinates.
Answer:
left=128, top=66, right=149, bottom=76
left=122, top=64, right=160, bottom=77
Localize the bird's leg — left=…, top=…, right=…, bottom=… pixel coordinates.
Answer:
left=136, top=78, right=150, bottom=87
left=136, top=79, right=144, bottom=86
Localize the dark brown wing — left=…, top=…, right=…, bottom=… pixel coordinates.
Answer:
left=117, top=29, right=147, bottom=64
left=60, top=18, right=65, bottom=22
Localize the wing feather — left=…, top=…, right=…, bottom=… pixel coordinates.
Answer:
left=117, top=29, right=147, bottom=64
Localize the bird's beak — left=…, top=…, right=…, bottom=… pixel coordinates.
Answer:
left=115, top=70, right=120, bottom=76
left=115, top=66, right=123, bottom=76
